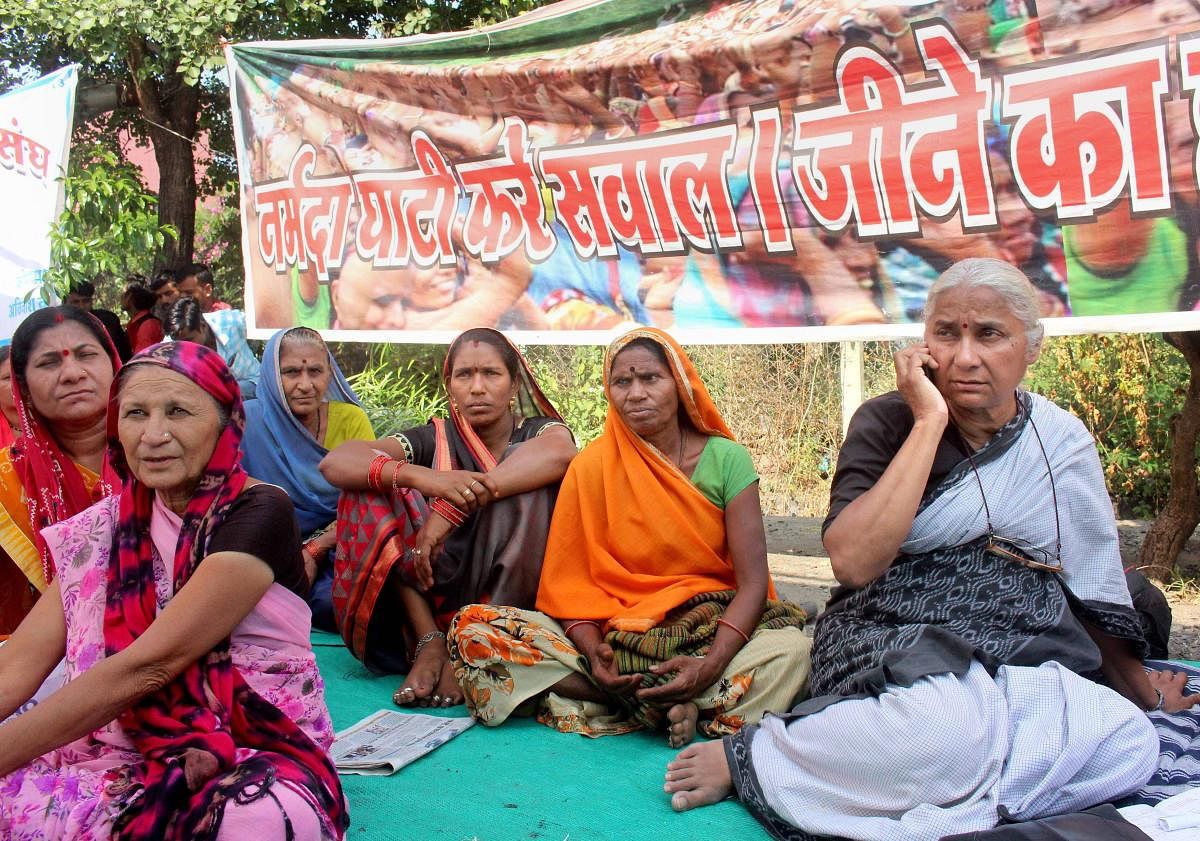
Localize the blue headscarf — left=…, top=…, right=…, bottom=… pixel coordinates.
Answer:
left=241, top=328, right=363, bottom=535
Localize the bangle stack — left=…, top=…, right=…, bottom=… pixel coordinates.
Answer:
left=716, top=617, right=752, bottom=644
left=368, top=452, right=411, bottom=494
left=367, top=454, right=391, bottom=492
left=430, top=497, right=467, bottom=527
left=1151, top=687, right=1166, bottom=712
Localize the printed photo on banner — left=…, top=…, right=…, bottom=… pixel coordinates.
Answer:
left=225, top=0, right=1200, bottom=342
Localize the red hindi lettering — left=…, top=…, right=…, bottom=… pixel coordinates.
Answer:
left=457, top=119, right=555, bottom=264
left=252, top=145, right=355, bottom=280
left=538, top=122, right=742, bottom=258
left=748, top=106, right=794, bottom=254
left=0, top=128, right=25, bottom=173
left=22, top=137, right=52, bottom=181
left=1174, top=38, right=1200, bottom=202
left=1001, top=43, right=1170, bottom=220
left=792, top=22, right=994, bottom=238
left=537, top=148, right=611, bottom=259
left=353, top=130, right=459, bottom=268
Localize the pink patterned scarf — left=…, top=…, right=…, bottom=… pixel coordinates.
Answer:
left=103, top=341, right=346, bottom=840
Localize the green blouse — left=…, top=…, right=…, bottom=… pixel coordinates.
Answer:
left=689, top=436, right=758, bottom=509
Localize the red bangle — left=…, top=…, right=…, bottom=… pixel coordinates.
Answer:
left=430, top=497, right=466, bottom=527
left=389, top=455, right=408, bottom=495
left=367, top=454, right=391, bottom=493
left=716, top=618, right=752, bottom=644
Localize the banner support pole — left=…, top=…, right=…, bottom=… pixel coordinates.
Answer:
left=840, top=340, right=864, bottom=437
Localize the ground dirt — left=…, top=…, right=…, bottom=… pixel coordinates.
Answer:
left=765, top=516, right=1200, bottom=661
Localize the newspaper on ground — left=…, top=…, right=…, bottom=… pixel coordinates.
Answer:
left=331, top=709, right=475, bottom=775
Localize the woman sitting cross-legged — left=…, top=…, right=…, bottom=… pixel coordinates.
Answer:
left=0, top=341, right=347, bottom=840
left=664, top=257, right=1200, bottom=840
left=319, top=327, right=576, bottom=707
left=448, top=327, right=809, bottom=747
left=0, top=306, right=121, bottom=636
left=242, top=327, right=375, bottom=631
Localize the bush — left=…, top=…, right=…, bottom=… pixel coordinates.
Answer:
left=523, top=345, right=607, bottom=446
left=339, top=334, right=1189, bottom=521
left=340, top=343, right=446, bottom=436
left=1027, top=333, right=1188, bottom=518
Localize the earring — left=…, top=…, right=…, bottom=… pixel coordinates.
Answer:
left=509, top=396, right=517, bottom=411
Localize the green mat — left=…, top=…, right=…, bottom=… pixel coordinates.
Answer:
left=312, top=629, right=769, bottom=841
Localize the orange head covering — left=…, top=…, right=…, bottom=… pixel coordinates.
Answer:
left=536, top=327, right=770, bottom=632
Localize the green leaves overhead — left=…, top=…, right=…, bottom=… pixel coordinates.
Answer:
left=43, top=145, right=176, bottom=297
left=2, top=0, right=329, bottom=85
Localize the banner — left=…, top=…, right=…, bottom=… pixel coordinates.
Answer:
left=0, top=66, right=76, bottom=341
left=227, top=0, right=1200, bottom=344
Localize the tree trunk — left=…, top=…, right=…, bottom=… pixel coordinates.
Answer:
left=1137, top=331, right=1200, bottom=582
left=150, top=89, right=199, bottom=273
left=126, top=40, right=200, bottom=273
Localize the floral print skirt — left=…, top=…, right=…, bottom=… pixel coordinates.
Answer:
left=448, top=603, right=812, bottom=738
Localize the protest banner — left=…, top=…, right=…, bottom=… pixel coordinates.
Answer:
left=226, top=0, right=1200, bottom=344
left=0, top=66, right=76, bottom=341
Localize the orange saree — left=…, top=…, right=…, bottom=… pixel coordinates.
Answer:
left=535, top=327, right=775, bottom=633
left=0, top=448, right=103, bottom=632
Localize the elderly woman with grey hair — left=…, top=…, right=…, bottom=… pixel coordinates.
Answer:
left=664, top=257, right=1200, bottom=840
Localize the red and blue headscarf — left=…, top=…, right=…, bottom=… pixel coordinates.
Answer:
left=103, top=341, right=346, bottom=840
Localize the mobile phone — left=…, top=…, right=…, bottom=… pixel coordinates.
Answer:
left=922, top=363, right=936, bottom=381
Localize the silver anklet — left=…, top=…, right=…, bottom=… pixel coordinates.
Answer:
left=413, top=630, right=447, bottom=659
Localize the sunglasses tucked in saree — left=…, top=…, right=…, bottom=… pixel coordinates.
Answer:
left=449, top=328, right=808, bottom=738
left=332, top=328, right=569, bottom=674
left=720, top=391, right=1196, bottom=841
left=0, top=343, right=346, bottom=841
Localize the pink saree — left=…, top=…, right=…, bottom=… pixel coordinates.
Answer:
left=0, top=495, right=336, bottom=840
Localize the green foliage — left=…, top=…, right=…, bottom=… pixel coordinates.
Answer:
left=194, top=188, right=244, bottom=308
left=343, top=344, right=446, bottom=436
left=336, top=335, right=1188, bottom=520
left=1, top=0, right=328, bottom=87
left=43, top=145, right=175, bottom=299
left=524, top=346, right=608, bottom=446
left=1026, top=334, right=1189, bottom=518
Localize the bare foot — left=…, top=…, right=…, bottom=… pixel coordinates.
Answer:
left=667, top=702, right=699, bottom=748
left=664, top=740, right=733, bottom=812
left=433, top=658, right=464, bottom=707
left=393, top=639, right=448, bottom=707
